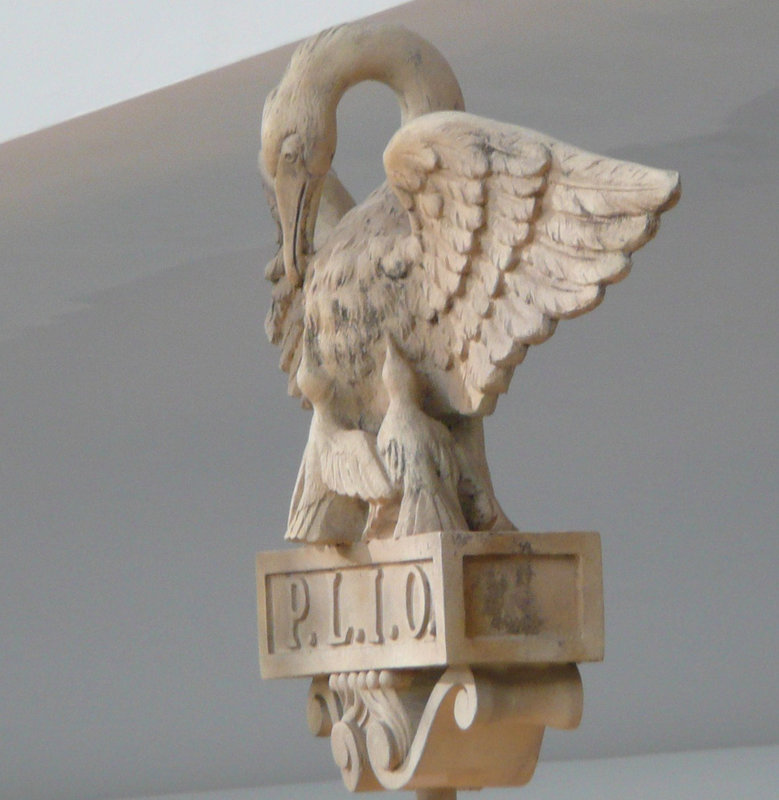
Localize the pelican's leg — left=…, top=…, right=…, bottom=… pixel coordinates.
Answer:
left=450, top=416, right=517, bottom=531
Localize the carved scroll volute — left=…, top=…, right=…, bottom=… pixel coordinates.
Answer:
left=264, top=530, right=601, bottom=793
left=368, top=667, right=480, bottom=790
left=328, top=673, right=380, bottom=791
left=304, top=665, right=582, bottom=792
left=307, top=674, right=342, bottom=737
left=461, top=664, right=583, bottom=731
left=309, top=674, right=386, bottom=791
left=327, top=670, right=439, bottom=791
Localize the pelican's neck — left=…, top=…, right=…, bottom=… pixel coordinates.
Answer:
left=294, top=23, right=465, bottom=126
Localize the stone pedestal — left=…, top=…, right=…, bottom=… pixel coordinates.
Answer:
left=256, top=531, right=603, bottom=795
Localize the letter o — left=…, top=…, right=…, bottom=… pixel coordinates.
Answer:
left=404, top=565, right=431, bottom=638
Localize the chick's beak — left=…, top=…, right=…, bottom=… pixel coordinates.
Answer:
left=275, top=160, right=323, bottom=288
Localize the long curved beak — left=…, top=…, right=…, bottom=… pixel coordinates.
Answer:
left=275, top=162, right=324, bottom=288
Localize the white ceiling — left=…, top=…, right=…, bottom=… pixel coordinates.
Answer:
left=0, top=0, right=404, bottom=143
left=1, top=1, right=777, bottom=800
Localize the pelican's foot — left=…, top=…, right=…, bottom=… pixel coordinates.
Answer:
left=362, top=498, right=400, bottom=540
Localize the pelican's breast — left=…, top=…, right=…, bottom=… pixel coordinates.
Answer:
left=303, top=185, right=418, bottom=430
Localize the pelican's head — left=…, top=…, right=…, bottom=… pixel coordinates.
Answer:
left=261, top=85, right=336, bottom=287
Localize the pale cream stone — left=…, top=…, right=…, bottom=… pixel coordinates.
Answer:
left=307, top=663, right=583, bottom=792
left=257, top=531, right=603, bottom=680
left=260, top=22, right=680, bottom=545
left=256, top=20, right=679, bottom=797
left=256, top=530, right=600, bottom=793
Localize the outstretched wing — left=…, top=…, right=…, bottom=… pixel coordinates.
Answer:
left=384, top=111, right=680, bottom=415
left=261, top=161, right=356, bottom=399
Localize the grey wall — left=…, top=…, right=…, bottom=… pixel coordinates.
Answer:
left=1, top=2, right=777, bottom=799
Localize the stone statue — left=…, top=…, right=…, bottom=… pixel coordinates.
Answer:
left=256, top=22, right=679, bottom=798
left=260, top=22, right=680, bottom=546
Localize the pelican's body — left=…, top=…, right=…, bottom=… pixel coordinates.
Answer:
left=261, top=23, right=680, bottom=543
left=303, top=185, right=413, bottom=433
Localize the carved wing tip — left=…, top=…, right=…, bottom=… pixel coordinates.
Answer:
left=264, top=252, right=285, bottom=282
left=263, top=306, right=277, bottom=344
left=659, top=170, right=682, bottom=212
left=558, top=285, right=606, bottom=319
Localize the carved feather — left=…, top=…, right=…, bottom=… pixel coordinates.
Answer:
left=261, top=22, right=680, bottom=543
left=287, top=414, right=394, bottom=543
left=320, top=429, right=395, bottom=501
left=262, top=169, right=356, bottom=398
left=492, top=291, right=553, bottom=345
left=524, top=243, right=631, bottom=286
left=384, top=111, right=679, bottom=414
left=539, top=210, right=657, bottom=252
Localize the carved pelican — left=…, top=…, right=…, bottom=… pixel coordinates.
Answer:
left=261, top=23, right=680, bottom=543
